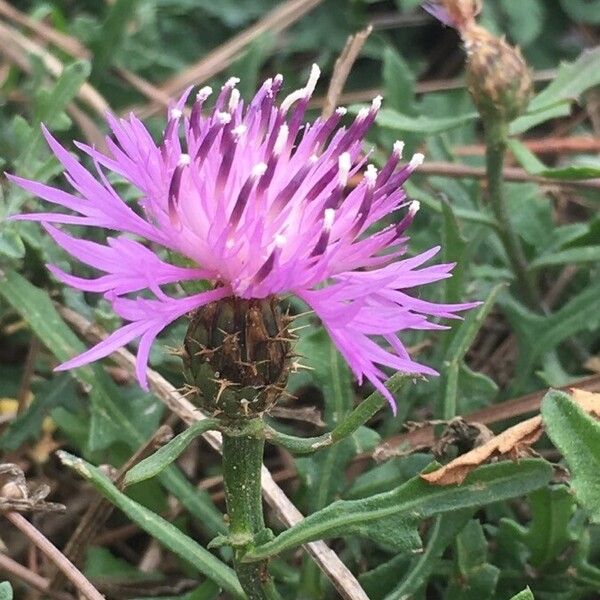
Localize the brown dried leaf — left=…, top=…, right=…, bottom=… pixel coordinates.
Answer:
left=571, top=388, right=600, bottom=417
left=420, top=416, right=543, bottom=486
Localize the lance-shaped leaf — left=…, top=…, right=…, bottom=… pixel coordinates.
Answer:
left=541, top=389, right=600, bottom=522
left=125, top=418, right=220, bottom=485
left=244, top=459, right=552, bottom=560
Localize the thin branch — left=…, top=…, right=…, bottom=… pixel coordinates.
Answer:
left=0, top=553, right=74, bottom=600
left=56, top=305, right=369, bottom=600
left=3, top=512, right=105, bottom=600
left=416, top=160, right=600, bottom=190
left=322, top=25, right=372, bottom=118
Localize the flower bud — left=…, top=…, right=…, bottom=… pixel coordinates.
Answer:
left=182, top=296, right=291, bottom=419
left=463, top=23, right=532, bottom=121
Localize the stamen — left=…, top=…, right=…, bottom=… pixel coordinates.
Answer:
left=311, top=208, right=335, bottom=256
left=409, top=153, right=425, bottom=170
left=274, top=124, right=289, bottom=155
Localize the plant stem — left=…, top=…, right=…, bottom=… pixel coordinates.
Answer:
left=222, top=424, right=282, bottom=600
left=484, top=118, right=540, bottom=310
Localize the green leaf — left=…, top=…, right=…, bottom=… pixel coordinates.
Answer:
left=513, top=47, right=600, bottom=132
left=0, top=270, right=226, bottom=536
left=541, top=390, right=600, bottom=522
left=92, top=0, right=140, bottom=77
left=125, top=418, right=220, bottom=485
left=559, top=0, right=600, bottom=24
left=509, top=139, right=600, bottom=181
left=0, top=375, right=75, bottom=450
left=58, top=451, right=244, bottom=598
left=503, top=281, right=600, bottom=390
left=502, top=486, right=575, bottom=569
left=245, top=459, right=552, bottom=560
left=374, top=108, right=478, bottom=134
left=0, top=582, right=13, bottom=600
left=509, top=588, right=535, bottom=600
left=447, top=520, right=499, bottom=600
left=385, top=511, right=473, bottom=599
left=530, top=245, right=600, bottom=269
left=0, top=227, right=25, bottom=259
left=382, top=47, right=417, bottom=114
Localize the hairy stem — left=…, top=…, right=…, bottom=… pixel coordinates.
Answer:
left=484, top=118, right=540, bottom=310
left=222, top=425, right=282, bottom=600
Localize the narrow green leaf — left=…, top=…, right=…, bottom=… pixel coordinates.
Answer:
left=384, top=511, right=472, bottom=599
left=509, top=587, right=535, bottom=600
left=374, top=108, right=478, bottom=134
left=541, top=390, right=600, bottom=522
left=58, top=451, right=243, bottom=598
left=245, top=460, right=552, bottom=560
left=527, top=46, right=600, bottom=113
left=530, top=245, right=600, bottom=269
left=125, top=419, right=220, bottom=485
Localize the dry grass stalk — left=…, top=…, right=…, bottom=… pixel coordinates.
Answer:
left=322, top=25, right=372, bottom=118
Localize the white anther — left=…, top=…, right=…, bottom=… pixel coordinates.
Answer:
left=232, top=124, right=247, bottom=139
left=169, top=108, right=182, bottom=120
left=229, top=88, right=240, bottom=112
left=365, top=164, right=378, bottom=185
left=196, top=86, right=212, bottom=101
left=393, top=140, right=405, bottom=158
left=252, top=162, right=268, bottom=177
left=409, top=200, right=420, bottom=216
left=274, top=124, right=289, bottom=155
left=371, top=95, right=383, bottom=111
left=409, top=153, right=425, bottom=170
left=178, top=154, right=191, bottom=167
left=309, top=154, right=319, bottom=163
left=224, top=77, right=240, bottom=89
left=275, top=233, right=287, bottom=247
left=335, top=107, right=348, bottom=116
left=323, top=208, right=335, bottom=231
left=305, top=64, right=321, bottom=96
left=356, top=106, right=370, bottom=121
left=338, top=152, right=351, bottom=183
left=216, top=111, right=232, bottom=125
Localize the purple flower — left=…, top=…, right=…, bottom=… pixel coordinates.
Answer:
left=9, top=66, right=475, bottom=412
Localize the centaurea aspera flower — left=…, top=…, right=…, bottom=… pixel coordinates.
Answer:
left=9, top=66, right=474, bottom=412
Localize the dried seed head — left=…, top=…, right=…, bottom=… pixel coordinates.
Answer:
left=183, top=296, right=292, bottom=420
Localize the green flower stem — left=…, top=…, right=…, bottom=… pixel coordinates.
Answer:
left=483, top=118, right=540, bottom=310
left=222, top=424, right=282, bottom=600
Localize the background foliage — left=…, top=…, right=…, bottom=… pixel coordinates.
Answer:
left=0, top=1, right=599, bottom=599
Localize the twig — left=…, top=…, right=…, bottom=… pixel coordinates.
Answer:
left=0, top=0, right=89, bottom=58
left=416, top=160, right=600, bottom=190
left=56, top=305, right=369, bottom=600
left=455, top=135, right=600, bottom=157
left=0, top=553, right=74, bottom=600
left=131, top=0, right=323, bottom=118
left=322, top=25, right=372, bottom=118
left=3, top=512, right=105, bottom=600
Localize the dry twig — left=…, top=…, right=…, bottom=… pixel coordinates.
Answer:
left=3, top=512, right=104, bottom=600
left=322, top=26, right=372, bottom=118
